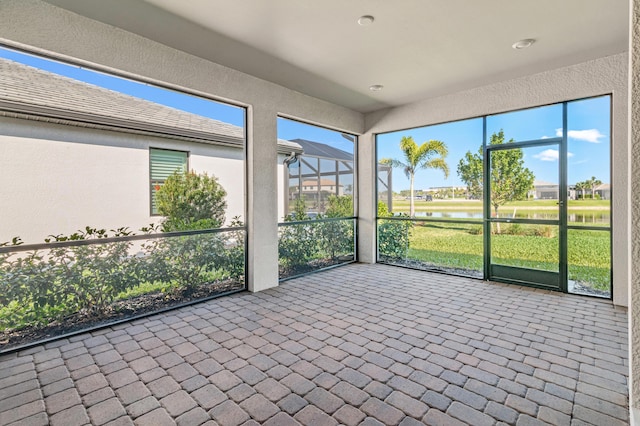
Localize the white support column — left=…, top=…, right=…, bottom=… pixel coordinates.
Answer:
left=629, top=1, right=640, bottom=423
left=358, top=130, right=377, bottom=264
left=247, top=106, right=279, bottom=292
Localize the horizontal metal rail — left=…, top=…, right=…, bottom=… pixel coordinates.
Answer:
left=566, top=225, right=612, bottom=231
left=376, top=216, right=482, bottom=226
left=376, top=216, right=610, bottom=229
left=486, top=137, right=562, bottom=151
left=486, top=218, right=559, bottom=225
left=278, top=216, right=356, bottom=226
left=0, top=226, right=246, bottom=254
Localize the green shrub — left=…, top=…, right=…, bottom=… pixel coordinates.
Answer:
left=144, top=232, right=225, bottom=291
left=532, top=225, right=555, bottom=238
left=0, top=227, right=141, bottom=329
left=156, top=171, right=227, bottom=231
left=317, top=219, right=354, bottom=260
left=325, top=195, right=353, bottom=218
left=218, top=216, right=246, bottom=280
left=316, top=195, right=354, bottom=260
left=377, top=202, right=412, bottom=260
left=468, top=225, right=483, bottom=235
left=505, top=223, right=524, bottom=235
left=0, top=219, right=247, bottom=331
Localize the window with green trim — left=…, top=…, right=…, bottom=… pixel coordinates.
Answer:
left=150, top=148, right=188, bottom=215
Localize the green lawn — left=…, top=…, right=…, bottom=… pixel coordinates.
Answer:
left=382, top=221, right=611, bottom=292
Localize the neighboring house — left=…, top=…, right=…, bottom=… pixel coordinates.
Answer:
left=284, top=138, right=354, bottom=216
left=595, top=183, right=611, bottom=200
left=0, top=57, right=301, bottom=244
left=532, top=181, right=559, bottom=200
left=301, top=179, right=344, bottom=196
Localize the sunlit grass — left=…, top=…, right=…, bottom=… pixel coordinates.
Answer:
left=381, top=221, right=611, bottom=292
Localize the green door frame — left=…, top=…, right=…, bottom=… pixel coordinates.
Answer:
left=482, top=105, right=569, bottom=291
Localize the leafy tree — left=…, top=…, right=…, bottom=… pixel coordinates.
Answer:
left=156, top=171, right=227, bottom=231
left=457, top=151, right=483, bottom=199
left=380, top=136, right=449, bottom=216
left=457, top=131, right=535, bottom=232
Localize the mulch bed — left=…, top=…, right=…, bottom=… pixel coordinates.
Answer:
left=279, top=256, right=354, bottom=280
left=0, top=280, right=243, bottom=352
left=380, top=257, right=484, bottom=279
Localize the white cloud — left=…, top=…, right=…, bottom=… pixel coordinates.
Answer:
left=534, top=149, right=574, bottom=162
left=541, top=136, right=550, bottom=139
left=555, top=128, right=605, bottom=143
left=570, top=159, right=588, bottom=165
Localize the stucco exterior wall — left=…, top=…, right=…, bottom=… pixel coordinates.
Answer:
left=0, top=116, right=245, bottom=244
left=0, top=0, right=364, bottom=292
left=630, top=0, right=639, bottom=422
left=360, top=53, right=629, bottom=307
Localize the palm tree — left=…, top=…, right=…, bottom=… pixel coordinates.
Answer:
left=585, top=176, right=603, bottom=199
left=380, top=136, right=449, bottom=216
left=574, top=181, right=585, bottom=200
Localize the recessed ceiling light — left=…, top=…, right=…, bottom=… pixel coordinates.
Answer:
left=369, top=84, right=383, bottom=91
left=512, top=38, right=535, bottom=50
left=358, top=15, right=375, bottom=26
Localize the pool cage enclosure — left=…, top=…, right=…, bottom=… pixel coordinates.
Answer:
left=285, top=138, right=355, bottom=216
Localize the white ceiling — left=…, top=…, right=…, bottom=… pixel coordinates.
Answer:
left=44, top=0, right=628, bottom=113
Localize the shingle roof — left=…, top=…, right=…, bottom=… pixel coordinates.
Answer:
left=290, top=138, right=353, bottom=161
left=0, top=57, right=301, bottom=153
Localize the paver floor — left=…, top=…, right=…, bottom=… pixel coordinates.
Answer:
left=0, top=263, right=629, bottom=425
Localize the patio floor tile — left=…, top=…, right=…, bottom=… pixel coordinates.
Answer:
left=0, top=263, right=629, bottom=425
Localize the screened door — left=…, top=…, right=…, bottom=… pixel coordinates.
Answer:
left=485, top=138, right=565, bottom=290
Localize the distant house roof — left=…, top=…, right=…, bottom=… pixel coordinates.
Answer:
left=534, top=180, right=557, bottom=187
left=0, top=57, right=300, bottom=153
left=291, top=138, right=353, bottom=161
left=301, top=179, right=341, bottom=187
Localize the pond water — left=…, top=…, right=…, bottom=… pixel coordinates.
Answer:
left=412, top=211, right=610, bottom=224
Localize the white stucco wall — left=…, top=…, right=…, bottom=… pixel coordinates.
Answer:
left=0, top=116, right=245, bottom=244
left=360, top=52, right=629, bottom=307
left=630, top=0, right=639, bottom=422
left=0, top=0, right=364, bottom=292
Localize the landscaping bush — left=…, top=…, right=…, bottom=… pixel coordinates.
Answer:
left=0, top=222, right=246, bottom=333
left=279, top=198, right=319, bottom=268
left=0, top=170, right=248, bottom=337
left=317, top=195, right=354, bottom=260
left=0, top=227, right=141, bottom=330
left=377, top=201, right=412, bottom=260
left=156, top=170, right=227, bottom=231
left=468, top=225, right=483, bottom=235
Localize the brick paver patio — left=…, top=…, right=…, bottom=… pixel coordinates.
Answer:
left=0, top=263, right=629, bottom=425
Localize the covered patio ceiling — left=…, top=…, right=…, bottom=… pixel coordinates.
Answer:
left=42, top=0, right=628, bottom=113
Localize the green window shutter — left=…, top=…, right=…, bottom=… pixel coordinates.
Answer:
left=150, top=149, right=188, bottom=215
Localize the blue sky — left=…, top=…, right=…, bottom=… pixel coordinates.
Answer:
left=377, top=96, right=611, bottom=191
